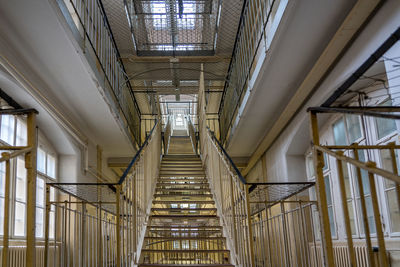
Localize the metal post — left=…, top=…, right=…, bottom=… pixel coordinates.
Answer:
left=353, top=147, right=375, bottom=267
left=366, top=162, right=388, bottom=266
left=44, top=185, right=51, bottom=267
left=309, top=111, right=335, bottom=267
left=26, top=112, right=37, bottom=267
left=336, top=155, right=356, bottom=266
left=97, top=145, right=103, bottom=266
left=2, top=155, right=11, bottom=267
left=280, top=201, right=291, bottom=266
left=245, top=184, right=256, bottom=267
left=116, top=185, right=121, bottom=267
left=81, top=203, right=87, bottom=267
left=388, top=142, right=400, bottom=215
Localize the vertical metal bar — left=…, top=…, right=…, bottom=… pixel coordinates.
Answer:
left=280, top=202, right=290, bottom=266
left=116, top=185, right=121, bottom=267
left=81, top=203, right=87, bottom=267
left=388, top=142, right=400, bottom=216
left=309, top=111, right=335, bottom=267
left=353, top=147, right=375, bottom=267
left=245, top=184, right=255, bottom=267
left=366, top=162, right=388, bottom=266
left=44, top=185, right=51, bottom=267
left=26, top=112, right=37, bottom=267
left=336, top=155, right=357, bottom=266
left=2, top=156, right=11, bottom=267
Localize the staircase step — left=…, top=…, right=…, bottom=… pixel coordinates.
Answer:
left=152, top=208, right=216, bottom=212
left=156, top=188, right=211, bottom=192
left=152, top=200, right=215, bottom=204
left=154, top=194, right=212, bottom=198
left=150, top=214, right=219, bottom=219
left=141, top=249, right=230, bottom=253
left=145, top=236, right=225, bottom=240
left=140, top=266, right=233, bottom=267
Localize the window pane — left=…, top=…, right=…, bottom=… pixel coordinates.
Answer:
left=0, top=115, right=15, bottom=144
left=375, top=100, right=397, bottom=140
left=306, top=155, right=314, bottom=178
left=0, top=198, right=4, bottom=235
left=0, top=162, right=5, bottom=197
left=35, top=207, right=44, bottom=238
left=380, top=149, right=398, bottom=188
left=16, top=119, right=27, bottom=146
left=358, top=196, right=376, bottom=235
left=37, top=148, right=46, bottom=174
left=328, top=206, right=336, bottom=236
left=47, top=154, right=56, bottom=178
left=16, top=157, right=27, bottom=202
left=49, top=211, right=55, bottom=239
left=342, top=163, right=352, bottom=199
left=36, top=177, right=45, bottom=208
left=348, top=201, right=356, bottom=235
left=346, top=115, right=362, bottom=143
left=14, top=202, right=26, bottom=236
left=386, top=189, right=400, bottom=233
left=324, top=175, right=332, bottom=205
left=333, top=118, right=347, bottom=145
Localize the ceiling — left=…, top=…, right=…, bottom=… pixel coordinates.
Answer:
left=102, top=0, right=244, bottom=117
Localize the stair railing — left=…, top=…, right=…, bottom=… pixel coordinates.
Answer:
left=163, top=115, right=172, bottom=154
left=44, top=121, right=162, bottom=266
left=198, top=65, right=255, bottom=266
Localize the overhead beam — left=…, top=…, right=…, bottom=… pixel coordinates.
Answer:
left=242, top=0, right=385, bottom=176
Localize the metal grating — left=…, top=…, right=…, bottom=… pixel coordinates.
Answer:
left=48, top=183, right=118, bottom=213
left=248, top=182, right=315, bottom=214
left=126, top=0, right=219, bottom=55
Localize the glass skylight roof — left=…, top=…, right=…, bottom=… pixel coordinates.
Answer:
left=126, top=0, right=219, bottom=55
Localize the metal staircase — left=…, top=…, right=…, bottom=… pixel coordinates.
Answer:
left=139, top=136, right=233, bottom=267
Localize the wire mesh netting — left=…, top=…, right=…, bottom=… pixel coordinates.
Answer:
left=248, top=182, right=315, bottom=214
left=49, top=183, right=118, bottom=213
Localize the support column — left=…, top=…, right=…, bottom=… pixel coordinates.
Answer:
left=2, top=155, right=11, bottom=267
left=309, top=111, right=335, bottom=267
left=26, top=112, right=37, bottom=267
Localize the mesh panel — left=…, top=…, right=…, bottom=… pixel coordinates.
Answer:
left=249, top=182, right=315, bottom=214
left=49, top=183, right=117, bottom=213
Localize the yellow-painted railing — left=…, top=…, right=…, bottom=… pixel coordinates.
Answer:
left=44, top=121, right=161, bottom=266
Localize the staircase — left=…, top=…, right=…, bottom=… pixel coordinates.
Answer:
left=139, top=136, right=233, bottom=267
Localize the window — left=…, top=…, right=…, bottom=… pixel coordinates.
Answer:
left=0, top=115, right=15, bottom=144
left=150, top=2, right=167, bottom=29
left=0, top=114, right=57, bottom=239
left=0, top=162, right=5, bottom=235
left=306, top=153, right=336, bottom=238
left=375, top=100, right=397, bottom=140
left=14, top=157, right=27, bottom=236
left=353, top=150, right=376, bottom=235
left=333, top=115, right=363, bottom=145
left=380, top=149, right=400, bottom=233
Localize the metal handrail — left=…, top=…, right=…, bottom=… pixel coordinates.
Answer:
left=119, top=120, right=158, bottom=184
left=206, top=126, right=246, bottom=184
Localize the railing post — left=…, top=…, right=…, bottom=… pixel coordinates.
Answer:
left=26, top=111, right=37, bottom=267
left=81, top=202, right=87, bottom=267
left=353, top=146, right=375, bottom=267
left=309, top=111, right=335, bottom=267
left=116, top=184, right=121, bottom=267
left=2, top=154, right=11, bottom=267
left=366, top=162, right=388, bottom=266
left=388, top=142, right=400, bottom=218
left=44, top=184, right=51, bottom=267
left=335, top=155, right=356, bottom=266
left=245, top=184, right=256, bottom=267
left=280, top=201, right=290, bottom=266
